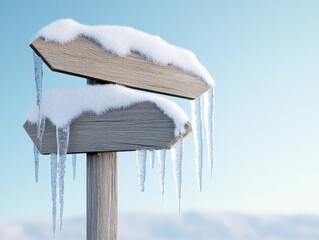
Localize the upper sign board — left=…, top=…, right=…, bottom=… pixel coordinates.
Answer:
left=31, top=37, right=211, bottom=99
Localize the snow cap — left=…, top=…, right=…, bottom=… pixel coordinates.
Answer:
left=33, top=19, right=214, bottom=87
left=27, top=84, right=189, bottom=136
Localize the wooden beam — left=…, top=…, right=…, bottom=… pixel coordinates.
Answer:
left=87, top=152, right=118, bottom=240
left=24, top=102, right=191, bottom=154
left=31, top=37, right=210, bottom=99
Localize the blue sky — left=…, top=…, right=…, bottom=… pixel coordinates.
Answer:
left=1, top=0, right=319, bottom=228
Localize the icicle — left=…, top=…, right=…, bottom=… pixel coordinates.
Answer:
left=58, top=157, right=66, bottom=231
left=33, top=52, right=45, bottom=144
left=203, top=88, right=215, bottom=177
left=191, top=97, right=203, bottom=191
left=136, top=149, right=147, bottom=192
left=72, top=154, right=77, bottom=181
left=147, top=150, right=155, bottom=169
left=157, top=149, right=166, bottom=198
left=32, top=52, right=44, bottom=184
left=33, top=51, right=43, bottom=106
left=37, top=117, right=46, bottom=146
left=50, top=153, right=58, bottom=235
left=56, top=125, right=70, bottom=231
left=171, top=139, right=183, bottom=212
left=33, top=145, right=40, bottom=183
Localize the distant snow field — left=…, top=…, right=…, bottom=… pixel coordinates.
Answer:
left=2, top=213, right=319, bottom=240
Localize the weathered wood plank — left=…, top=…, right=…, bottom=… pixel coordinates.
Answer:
left=31, top=37, right=210, bottom=99
left=24, top=102, right=191, bottom=154
left=87, top=152, right=118, bottom=240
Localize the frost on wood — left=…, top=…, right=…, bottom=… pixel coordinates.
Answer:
left=147, top=150, right=155, bottom=169
left=136, top=150, right=147, bottom=192
left=157, top=149, right=166, bottom=197
left=203, top=88, right=215, bottom=177
left=34, top=19, right=214, bottom=86
left=191, top=97, right=203, bottom=191
left=56, top=125, right=70, bottom=231
left=171, top=139, right=184, bottom=212
left=72, top=154, right=77, bottom=181
left=33, top=145, right=40, bottom=183
left=50, top=153, right=57, bottom=235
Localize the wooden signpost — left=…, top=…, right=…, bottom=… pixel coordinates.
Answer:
left=25, top=35, right=209, bottom=240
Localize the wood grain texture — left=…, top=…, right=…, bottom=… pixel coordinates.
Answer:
left=31, top=37, right=210, bottom=99
left=24, top=102, right=191, bottom=154
left=87, top=152, right=118, bottom=240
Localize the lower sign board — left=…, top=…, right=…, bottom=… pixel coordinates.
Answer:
left=24, top=102, right=191, bottom=154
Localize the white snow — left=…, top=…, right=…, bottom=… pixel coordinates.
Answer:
left=33, top=19, right=214, bottom=86
left=191, top=97, right=203, bottom=191
left=203, top=88, right=215, bottom=177
left=50, top=153, right=57, bottom=235
left=136, top=150, right=147, bottom=192
left=171, top=139, right=184, bottom=212
left=157, top=149, right=166, bottom=197
left=27, top=84, right=189, bottom=137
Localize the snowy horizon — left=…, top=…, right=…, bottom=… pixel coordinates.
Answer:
left=2, top=212, right=319, bottom=240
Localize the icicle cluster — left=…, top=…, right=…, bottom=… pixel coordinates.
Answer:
left=203, top=88, right=215, bottom=176
left=33, top=53, right=79, bottom=234
left=191, top=87, right=215, bottom=190
left=47, top=125, right=76, bottom=235
left=50, top=125, right=77, bottom=234
left=135, top=139, right=183, bottom=210
left=56, top=125, right=70, bottom=231
left=191, top=97, right=203, bottom=191
left=133, top=86, right=214, bottom=212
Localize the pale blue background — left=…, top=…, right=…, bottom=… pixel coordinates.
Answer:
left=1, top=0, right=319, bottom=228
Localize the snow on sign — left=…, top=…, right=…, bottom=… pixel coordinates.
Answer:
left=24, top=84, right=192, bottom=154
left=31, top=19, right=213, bottom=99
left=24, top=19, right=215, bottom=240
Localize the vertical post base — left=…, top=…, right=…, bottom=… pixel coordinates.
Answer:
left=87, top=152, right=118, bottom=240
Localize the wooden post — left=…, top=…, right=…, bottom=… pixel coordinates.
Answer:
left=87, top=78, right=118, bottom=240
left=87, top=152, right=118, bottom=240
